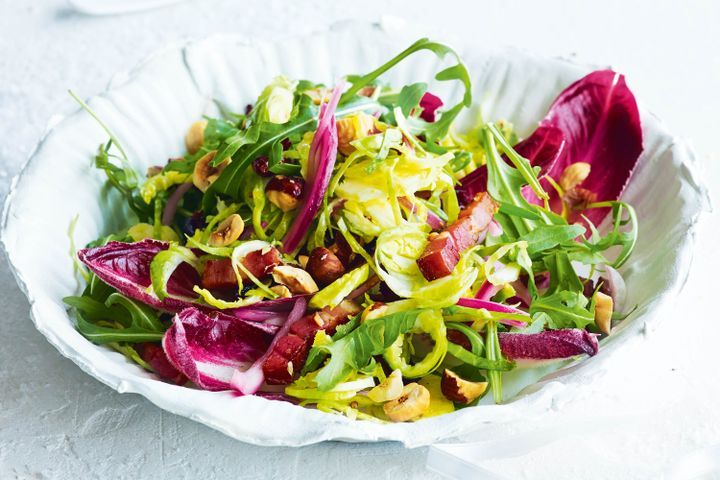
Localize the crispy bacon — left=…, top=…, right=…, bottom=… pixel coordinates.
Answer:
left=262, top=300, right=361, bottom=384
left=417, top=192, right=498, bottom=281
left=201, top=247, right=281, bottom=290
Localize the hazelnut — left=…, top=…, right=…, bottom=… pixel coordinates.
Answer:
left=252, top=156, right=272, bottom=177
left=336, top=112, right=376, bottom=156
left=271, top=265, right=319, bottom=294
left=209, top=214, right=244, bottom=247
left=559, top=162, right=591, bottom=191
left=593, top=291, right=614, bottom=335
left=306, top=247, right=346, bottom=286
left=440, top=369, right=488, bottom=404
left=304, top=87, right=332, bottom=105
left=270, top=284, right=292, bottom=298
left=368, top=369, right=403, bottom=403
left=563, top=187, right=597, bottom=211
left=193, top=151, right=229, bottom=192
left=265, top=175, right=304, bottom=212
left=328, top=236, right=354, bottom=267
left=146, top=165, right=163, bottom=177
left=383, top=383, right=431, bottom=422
left=185, top=119, right=208, bottom=154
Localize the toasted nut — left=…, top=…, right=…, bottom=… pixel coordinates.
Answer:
left=272, top=265, right=319, bottom=294
left=441, top=369, right=488, bottom=404
left=306, top=247, right=346, bottom=286
left=265, top=175, right=304, bottom=212
left=146, top=165, right=163, bottom=177
left=209, top=214, right=244, bottom=247
left=270, top=284, right=292, bottom=298
left=593, top=291, right=614, bottom=335
left=298, top=255, right=309, bottom=269
left=336, top=112, right=376, bottom=156
left=559, top=162, right=591, bottom=191
left=368, top=369, right=403, bottom=403
left=328, top=236, right=354, bottom=267
left=185, top=120, right=208, bottom=154
left=383, top=383, right=431, bottom=422
left=193, top=151, right=229, bottom=192
left=304, top=87, right=332, bottom=105
left=563, top=187, right=597, bottom=211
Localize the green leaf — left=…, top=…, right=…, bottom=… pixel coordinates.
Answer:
left=530, top=290, right=594, bottom=330
left=529, top=251, right=595, bottom=329
left=313, top=308, right=425, bottom=391
left=340, top=38, right=471, bottom=143
left=446, top=342, right=513, bottom=371
left=397, top=82, right=428, bottom=116
left=520, top=224, right=586, bottom=256
left=105, top=293, right=164, bottom=332
left=75, top=314, right=164, bottom=344
left=205, top=96, right=380, bottom=206
left=64, top=292, right=166, bottom=345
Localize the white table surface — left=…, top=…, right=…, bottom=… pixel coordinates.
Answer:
left=1, top=1, right=719, bottom=479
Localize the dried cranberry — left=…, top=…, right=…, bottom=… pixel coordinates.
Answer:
left=252, top=156, right=272, bottom=177
left=182, top=211, right=206, bottom=236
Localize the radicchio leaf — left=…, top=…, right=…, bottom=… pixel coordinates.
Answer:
left=498, top=328, right=599, bottom=367
left=282, top=82, right=344, bottom=253
left=419, top=91, right=443, bottom=122
left=457, top=69, right=642, bottom=226
left=525, top=70, right=642, bottom=224
left=77, top=239, right=199, bottom=313
left=162, top=307, right=278, bottom=391
left=230, top=296, right=308, bottom=395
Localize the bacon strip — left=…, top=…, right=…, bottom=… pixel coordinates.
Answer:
left=417, top=192, right=498, bottom=281
left=262, top=300, right=361, bottom=384
left=201, top=247, right=282, bottom=290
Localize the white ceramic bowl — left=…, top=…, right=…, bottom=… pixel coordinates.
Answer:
left=1, top=20, right=709, bottom=446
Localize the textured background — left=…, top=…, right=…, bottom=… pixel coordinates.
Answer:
left=1, top=1, right=719, bottom=479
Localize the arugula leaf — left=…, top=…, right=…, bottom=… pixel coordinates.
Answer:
left=340, top=38, right=471, bottom=143
left=205, top=96, right=379, bottom=207
left=485, top=321, right=504, bottom=403
left=314, top=308, right=425, bottom=391
left=74, top=314, right=164, bottom=344
left=520, top=224, right=586, bottom=256
left=529, top=251, right=595, bottom=329
left=64, top=292, right=166, bottom=345
left=302, top=314, right=362, bottom=375
left=397, top=82, right=428, bottom=116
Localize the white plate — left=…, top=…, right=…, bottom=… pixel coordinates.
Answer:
left=1, top=20, right=710, bottom=447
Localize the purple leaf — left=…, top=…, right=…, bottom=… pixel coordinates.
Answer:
left=230, top=297, right=308, bottom=395
left=282, top=82, right=344, bottom=253
left=499, top=328, right=599, bottom=367
left=528, top=70, right=643, bottom=224
left=419, top=92, right=443, bottom=122
left=455, top=70, right=642, bottom=224
left=226, top=295, right=309, bottom=327
left=77, top=239, right=199, bottom=313
left=162, top=308, right=278, bottom=391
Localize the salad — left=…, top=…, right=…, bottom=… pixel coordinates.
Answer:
left=65, top=38, right=642, bottom=422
